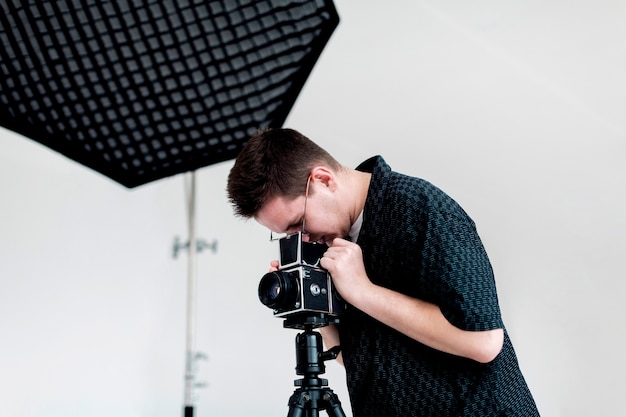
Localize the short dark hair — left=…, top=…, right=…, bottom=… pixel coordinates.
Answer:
left=227, top=128, right=340, bottom=218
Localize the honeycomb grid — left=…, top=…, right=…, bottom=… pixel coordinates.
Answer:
left=0, top=0, right=339, bottom=187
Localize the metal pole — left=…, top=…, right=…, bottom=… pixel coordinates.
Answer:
left=184, top=171, right=198, bottom=417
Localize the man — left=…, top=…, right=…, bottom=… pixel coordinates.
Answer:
left=227, top=128, right=539, bottom=416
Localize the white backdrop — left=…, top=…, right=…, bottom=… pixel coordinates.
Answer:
left=1, top=1, right=625, bottom=416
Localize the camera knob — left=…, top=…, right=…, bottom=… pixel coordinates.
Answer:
left=310, top=283, right=321, bottom=296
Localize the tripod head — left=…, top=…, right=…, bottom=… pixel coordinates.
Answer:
left=283, top=314, right=347, bottom=417
left=282, top=313, right=342, bottom=377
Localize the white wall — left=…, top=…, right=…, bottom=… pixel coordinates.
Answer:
left=1, top=1, right=625, bottom=416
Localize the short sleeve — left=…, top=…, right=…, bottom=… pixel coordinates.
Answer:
left=421, top=209, right=503, bottom=331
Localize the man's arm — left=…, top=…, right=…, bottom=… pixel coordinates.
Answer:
left=349, top=283, right=503, bottom=363
left=321, top=238, right=504, bottom=364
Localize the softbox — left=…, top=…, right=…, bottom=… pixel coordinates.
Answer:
left=0, top=0, right=339, bottom=187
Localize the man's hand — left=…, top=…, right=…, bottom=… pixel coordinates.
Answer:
left=320, top=238, right=372, bottom=304
left=269, top=260, right=279, bottom=272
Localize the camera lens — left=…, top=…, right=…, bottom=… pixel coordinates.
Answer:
left=258, top=271, right=299, bottom=311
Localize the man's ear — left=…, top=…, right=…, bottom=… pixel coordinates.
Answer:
left=310, top=166, right=336, bottom=190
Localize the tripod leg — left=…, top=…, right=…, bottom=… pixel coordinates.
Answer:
left=286, top=390, right=306, bottom=417
left=323, top=391, right=346, bottom=417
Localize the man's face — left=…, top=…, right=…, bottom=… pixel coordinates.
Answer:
left=255, top=180, right=350, bottom=245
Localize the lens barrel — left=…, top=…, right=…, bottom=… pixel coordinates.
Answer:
left=258, top=270, right=299, bottom=311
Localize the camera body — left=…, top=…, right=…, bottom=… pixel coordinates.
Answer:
left=258, top=232, right=344, bottom=319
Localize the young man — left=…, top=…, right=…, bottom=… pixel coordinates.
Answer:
left=227, top=128, right=539, bottom=416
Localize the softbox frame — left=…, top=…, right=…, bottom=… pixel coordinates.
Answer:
left=0, top=0, right=339, bottom=187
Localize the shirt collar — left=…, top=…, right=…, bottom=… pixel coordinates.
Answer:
left=348, top=210, right=364, bottom=242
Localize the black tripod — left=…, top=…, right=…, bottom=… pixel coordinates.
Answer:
left=283, top=315, right=347, bottom=417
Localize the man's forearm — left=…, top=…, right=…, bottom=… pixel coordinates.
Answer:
left=348, top=282, right=504, bottom=363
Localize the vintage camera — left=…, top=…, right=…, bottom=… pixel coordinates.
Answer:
left=258, top=232, right=344, bottom=321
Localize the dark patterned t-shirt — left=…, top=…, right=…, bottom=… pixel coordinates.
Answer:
left=338, top=156, right=539, bottom=417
